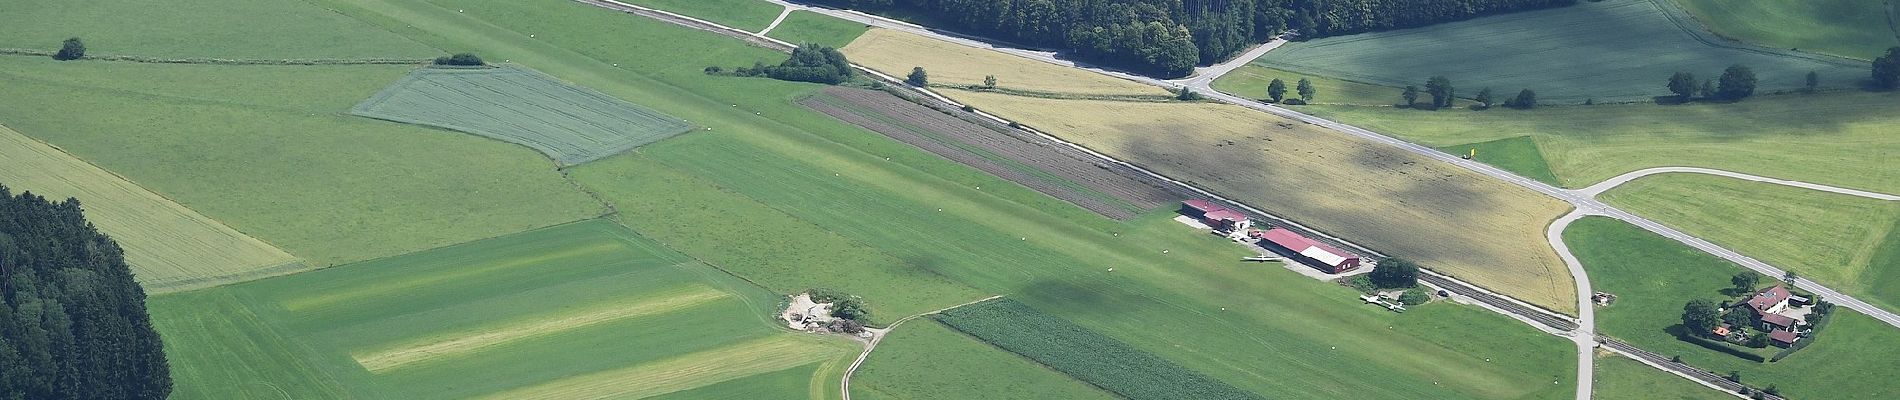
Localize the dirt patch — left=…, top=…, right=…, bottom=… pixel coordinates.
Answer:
left=802, top=87, right=1175, bottom=219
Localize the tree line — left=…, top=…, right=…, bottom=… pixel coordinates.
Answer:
left=803, top=0, right=1574, bottom=77
left=708, top=44, right=856, bottom=85
left=0, top=184, right=171, bottom=399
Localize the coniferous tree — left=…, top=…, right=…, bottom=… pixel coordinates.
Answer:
left=1267, top=78, right=1287, bottom=102
left=1508, top=89, right=1537, bottom=109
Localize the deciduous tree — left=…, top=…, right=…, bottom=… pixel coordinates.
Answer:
left=1508, top=89, right=1536, bottom=109
left=1369, top=257, right=1419, bottom=288
left=1717, top=64, right=1757, bottom=100
left=1474, top=87, right=1493, bottom=108
left=1732, top=271, right=1761, bottom=294
left=1267, top=78, right=1287, bottom=102
left=1402, top=85, right=1419, bottom=107
left=1873, top=47, right=1900, bottom=90
left=1424, top=76, right=1454, bottom=108
left=1296, top=78, right=1315, bottom=101
left=907, top=66, right=928, bottom=86
left=1667, top=72, right=1696, bottom=101
left=53, top=37, right=86, bottom=61
left=1683, top=299, right=1721, bottom=337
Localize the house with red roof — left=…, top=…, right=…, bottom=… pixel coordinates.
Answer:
left=1178, top=200, right=1250, bottom=234
left=1769, top=329, right=1799, bottom=348
left=1744, top=285, right=1792, bottom=315
left=1257, top=228, right=1360, bottom=274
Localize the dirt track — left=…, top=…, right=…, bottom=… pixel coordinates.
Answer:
left=802, top=87, right=1174, bottom=219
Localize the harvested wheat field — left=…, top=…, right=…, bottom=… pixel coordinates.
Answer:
left=0, top=124, right=302, bottom=292
left=951, top=90, right=1577, bottom=312
left=842, top=28, right=1168, bottom=97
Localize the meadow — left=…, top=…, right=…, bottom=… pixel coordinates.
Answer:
left=1592, top=355, right=1731, bottom=400
left=371, top=2, right=1581, bottom=398
left=1673, top=0, right=1898, bottom=61
left=768, top=11, right=872, bottom=49
left=1600, top=173, right=1900, bottom=311
left=0, top=124, right=300, bottom=293
left=0, top=0, right=438, bottom=59
left=1305, top=90, right=1900, bottom=192
left=850, top=319, right=1115, bottom=400
left=932, top=298, right=1258, bottom=400
left=622, top=0, right=785, bottom=32
left=843, top=28, right=1168, bottom=97
left=149, top=220, right=858, bottom=399
left=352, top=65, right=693, bottom=165
left=1212, top=64, right=1403, bottom=106
left=1434, top=136, right=1562, bottom=186
left=941, top=89, right=1578, bottom=312
left=0, top=57, right=604, bottom=267
left=1566, top=216, right=1900, bottom=399
left=1255, top=0, right=1867, bottom=103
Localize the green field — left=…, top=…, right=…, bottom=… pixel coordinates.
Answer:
left=1435, top=136, right=1562, bottom=186
left=932, top=298, right=1258, bottom=400
left=1674, top=0, right=1899, bottom=60
left=1600, top=173, right=1900, bottom=311
left=1256, top=0, right=1866, bottom=103
left=0, top=124, right=301, bottom=292
left=1567, top=216, right=1900, bottom=399
left=0, top=0, right=439, bottom=59
left=1212, top=64, right=1405, bottom=106
left=768, top=11, right=872, bottom=49
left=0, top=57, right=603, bottom=267
left=622, top=0, right=785, bottom=32
left=352, top=65, right=693, bottom=165
left=150, top=220, right=857, bottom=399
left=1593, top=355, right=1731, bottom=400
left=1305, top=89, right=1900, bottom=191
left=851, top=319, right=1115, bottom=400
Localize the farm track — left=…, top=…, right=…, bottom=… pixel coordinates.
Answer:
left=801, top=87, right=1173, bottom=220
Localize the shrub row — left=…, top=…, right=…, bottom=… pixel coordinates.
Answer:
left=933, top=298, right=1262, bottom=400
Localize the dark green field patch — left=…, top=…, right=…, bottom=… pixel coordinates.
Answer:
left=768, top=11, right=872, bottom=49
left=933, top=298, right=1261, bottom=400
left=1864, top=218, right=1900, bottom=312
left=352, top=65, right=692, bottom=165
left=1437, top=136, right=1562, bottom=186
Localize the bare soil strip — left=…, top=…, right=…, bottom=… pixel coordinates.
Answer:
left=475, top=335, right=835, bottom=399
left=352, top=286, right=728, bottom=372
left=802, top=87, right=1174, bottom=219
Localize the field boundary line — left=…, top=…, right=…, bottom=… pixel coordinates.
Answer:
left=839, top=294, right=1003, bottom=400
left=1647, top=0, right=1865, bottom=67
left=0, top=48, right=430, bottom=65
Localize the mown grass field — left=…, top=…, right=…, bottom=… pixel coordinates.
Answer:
left=1593, top=354, right=1731, bottom=400
left=1305, top=90, right=1900, bottom=192
left=1566, top=216, right=1900, bottom=399
left=0, top=0, right=439, bottom=59
left=361, top=2, right=1581, bottom=398
left=1673, top=0, right=1898, bottom=60
left=768, top=11, right=872, bottom=49
left=150, top=220, right=857, bottom=399
left=0, top=57, right=604, bottom=267
left=851, top=319, right=1116, bottom=400
left=1434, top=136, right=1562, bottom=187
left=1601, top=173, right=1900, bottom=311
left=932, top=298, right=1258, bottom=400
left=622, top=0, right=784, bottom=32
left=352, top=65, right=693, bottom=165
left=939, top=89, right=1577, bottom=312
left=1212, top=64, right=1403, bottom=106
left=0, top=124, right=300, bottom=292
left=1255, top=0, right=1866, bottom=103
left=843, top=28, right=1168, bottom=96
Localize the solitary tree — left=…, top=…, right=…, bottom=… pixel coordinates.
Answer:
left=1508, top=89, right=1537, bottom=109
left=1717, top=64, right=1757, bottom=100
left=906, top=66, right=928, bottom=86
left=983, top=74, right=997, bottom=89
left=1667, top=72, right=1697, bottom=101
left=1267, top=78, right=1287, bottom=102
left=1474, top=87, right=1493, bottom=109
left=1682, top=299, right=1721, bottom=337
left=1369, top=257, right=1420, bottom=288
left=53, top=37, right=85, bottom=61
left=1401, top=85, right=1420, bottom=107
left=1874, top=47, right=1900, bottom=90
left=1783, top=270, right=1799, bottom=285
left=1805, top=71, right=1819, bottom=93
left=1424, top=76, right=1454, bottom=108
left=1732, top=271, right=1761, bottom=294
left=1296, top=78, right=1316, bottom=102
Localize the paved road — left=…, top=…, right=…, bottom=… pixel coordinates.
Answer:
left=758, top=5, right=795, bottom=36
left=1579, top=166, right=1900, bottom=200
left=1547, top=211, right=1599, bottom=400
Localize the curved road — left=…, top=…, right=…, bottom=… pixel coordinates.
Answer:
left=1547, top=210, right=1599, bottom=400
left=1579, top=166, right=1900, bottom=200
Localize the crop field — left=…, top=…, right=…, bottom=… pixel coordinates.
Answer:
left=1212, top=64, right=1403, bottom=106
left=1601, top=173, right=1900, bottom=310
left=0, top=124, right=301, bottom=292
left=1255, top=0, right=1867, bottom=103
left=1305, top=89, right=1900, bottom=191
left=1674, top=0, right=1898, bottom=60
left=941, top=90, right=1578, bottom=312
left=851, top=319, right=1115, bottom=400
left=801, top=87, right=1173, bottom=219
left=933, top=298, right=1258, bottom=400
left=148, top=220, right=857, bottom=399
left=0, top=56, right=603, bottom=267
left=621, top=0, right=784, bottom=32
left=0, top=0, right=438, bottom=59
left=842, top=28, right=1168, bottom=97
left=1593, top=355, right=1730, bottom=400
left=1566, top=216, right=1900, bottom=399
left=768, top=11, right=872, bottom=49
left=352, top=65, right=693, bottom=165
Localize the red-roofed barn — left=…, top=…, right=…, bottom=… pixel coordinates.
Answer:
left=1257, top=228, right=1360, bottom=273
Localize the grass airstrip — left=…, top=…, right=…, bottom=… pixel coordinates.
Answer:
left=1254, top=0, right=1866, bottom=103
left=150, top=220, right=857, bottom=399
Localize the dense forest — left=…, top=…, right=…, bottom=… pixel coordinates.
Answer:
left=808, top=0, right=1575, bottom=76
left=0, top=184, right=170, bottom=399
